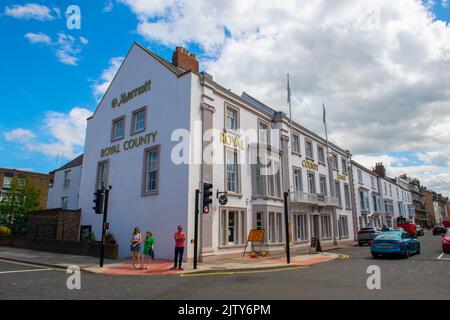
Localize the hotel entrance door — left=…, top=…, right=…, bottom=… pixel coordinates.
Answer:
left=311, top=215, right=320, bottom=239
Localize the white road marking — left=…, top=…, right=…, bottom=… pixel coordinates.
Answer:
left=0, top=268, right=53, bottom=274
left=437, top=253, right=450, bottom=260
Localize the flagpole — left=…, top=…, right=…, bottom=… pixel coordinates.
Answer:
left=323, top=103, right=330, bottom=154
left=287, top=74, right=293, bottom=157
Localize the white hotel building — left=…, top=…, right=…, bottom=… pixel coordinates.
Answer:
left=351, top=161, right=414, bottom=230
left=50, top=43, right=356, bottom=260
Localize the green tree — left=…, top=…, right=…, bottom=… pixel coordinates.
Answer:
left=0, top=178, right=41, bottom=235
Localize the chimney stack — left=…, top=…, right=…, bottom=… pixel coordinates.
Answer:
left=374, top=162, right=386, bottom=178
left=172, top=47, right=199, bottom=72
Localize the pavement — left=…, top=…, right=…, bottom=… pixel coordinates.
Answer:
left=0, top=245, right=339, bottom=275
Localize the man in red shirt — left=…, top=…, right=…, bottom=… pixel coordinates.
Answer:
left=171, top=225, right=186, bottom=270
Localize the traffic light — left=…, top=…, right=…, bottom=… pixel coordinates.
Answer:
left=93, top=189, right=104, bottom=214
left=202, top=182, right=213, bottom=214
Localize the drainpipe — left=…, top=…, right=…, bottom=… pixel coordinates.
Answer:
left=348, top=157, right=358, bottom=243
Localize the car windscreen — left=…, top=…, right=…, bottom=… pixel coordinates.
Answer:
left=375, top=233, right=400, bottom=240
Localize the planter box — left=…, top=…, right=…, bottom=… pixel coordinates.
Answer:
left=0, top=236, right=118, bottom=260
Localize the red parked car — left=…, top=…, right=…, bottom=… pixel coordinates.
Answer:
left=442, top=228, right=450, bottom=253
left=397, top=223, right=417, bottom=237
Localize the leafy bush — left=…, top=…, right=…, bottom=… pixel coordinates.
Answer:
left=80, top=231, right=96, bottom=242
left=0, top=226, right=11, bottom=237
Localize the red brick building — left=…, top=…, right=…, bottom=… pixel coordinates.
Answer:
left=0, top=168, right=53, bottom=209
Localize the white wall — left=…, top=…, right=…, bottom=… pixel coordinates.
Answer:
left=47, top=165, right=82, bottom=210
left=79, top=44, right=193, bottom=259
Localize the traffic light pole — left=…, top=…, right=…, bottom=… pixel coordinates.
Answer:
left=193, top=189, right=200, bottom=270
left=284, top=191, right=291, bottom=264
left=100, top=187, right=111, bottom=268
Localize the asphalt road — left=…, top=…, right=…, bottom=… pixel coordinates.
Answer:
left=0, top=231, right=449, bottom=300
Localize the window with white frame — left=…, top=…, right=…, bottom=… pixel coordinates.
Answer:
left=255, top=161, right=263, bottom=195
left=332, top=154, right=339, bottom=170
left=293, top=168, right=302, bottom=192
left=307, top=171, right=316, bottom=194
left=295, top=214, right=308, bottom=241
left=338, top=216, right=349, bottom=239
left=292, top=134, right=300, bottom=154
left=132, top=108, right=146, bottom=134
left=226, top=149, right=239, bottom=193
left=96, top=161, right=109, bottom=190
left=389, top=184, right=392, bottom=197
left=344, top=184, right=351, bottom=209
left=341, top=158, right=348, bottom=174
left=258, top=121, right=269, bottom=144
left=371, top=176, right=376, bottom=190
left=18, top=176, right=25, bottom=187
left=357, top=169, right=363, bottom=184
left=144, top=147, right=159, bottom=194
left=61, top=197, right=68, bottom=209
left=256, top=212, right=263, bottom=229
left=268, top=212, right=283, bottom=243
left=359, top=190, right=370, bottom=212
left=319, top=175, right=327, bottom=195
left=112, top=117, right=125, bottom=141
left=220, top=209, right=245, bottom=246
left=225, top=107, right=238, bottom=131
left=63, top=170, right=71, bottom=188
left=384, top=182, right=388, bottom=196
left=384, top=199, right=394, bottom=213
left=335, top=180, right=342, bottom=206
left=267, top=160, right=281, bottom=198
left=2, top=174, right=13, bottom=189
left=305, top=140, right=314, bottom=159
left=321, top=215, right=333, bottom=239
left=318, top=146, right=325, bottom=164
left=372, top=194, right=381, bottom=212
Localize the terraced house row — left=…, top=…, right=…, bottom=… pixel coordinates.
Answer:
left=45, top=43, right=447, bottom=261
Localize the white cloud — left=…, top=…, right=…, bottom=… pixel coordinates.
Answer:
left=353, top=153, right=450, bottom=197
left=103, top=0, right=114, bottom=13
left=24, top=32, right=88, bottom=65
left=24, top=32, right=52, bottom=45
left=121, top=0, right=450, bottom=196
left=55, top=33, right=84, bottom=65
left=79, top=36, right=89, bottom=45
left=3, top=128, right=36, bottom=143
left=4, top=3, right=57, bottom=21
left=7, top=108, right=92, bottom=160
left=91, top=56, right=124, bottom=100
left=25, top=107, right=92, bottom=159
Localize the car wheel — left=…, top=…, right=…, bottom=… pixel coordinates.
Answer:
left=416, top=244, right=420, bottom=255
left=371, top=252, right=379, bottom=259
left=358, top=242, right=363, bottom=246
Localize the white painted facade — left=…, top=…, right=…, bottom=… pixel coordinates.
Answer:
left=47, top=159, right=82, bottom=211
left=351, top=162, right=382, bottom=228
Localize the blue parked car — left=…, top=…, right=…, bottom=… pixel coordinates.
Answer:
left=370, top=231, right=420, bottom=259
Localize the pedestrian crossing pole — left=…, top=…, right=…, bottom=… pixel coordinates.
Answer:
left=193, top=189, right=200, bottom=270
left=100, top=186, right=111, bottom=268
left=284, top=191, right=291, bottom=264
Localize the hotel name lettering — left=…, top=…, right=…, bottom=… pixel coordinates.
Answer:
left=302, top=159, right=319, bottom=171
left=101, top=131, right=157, bottom=158
left=111, top=79, right=152, bottom=108
left=220, top=132, right=244, bottom=150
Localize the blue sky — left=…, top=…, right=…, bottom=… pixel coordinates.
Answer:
left=0, top=1, right=449, bottom=196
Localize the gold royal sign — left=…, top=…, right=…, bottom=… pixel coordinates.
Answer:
left=101, top=131, right=157, bottom=158
left=111, top=79, right=151, bottom=108
left=302, top=159, right=318, bottom=171
left=220, top=132, right=244, bottom=150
